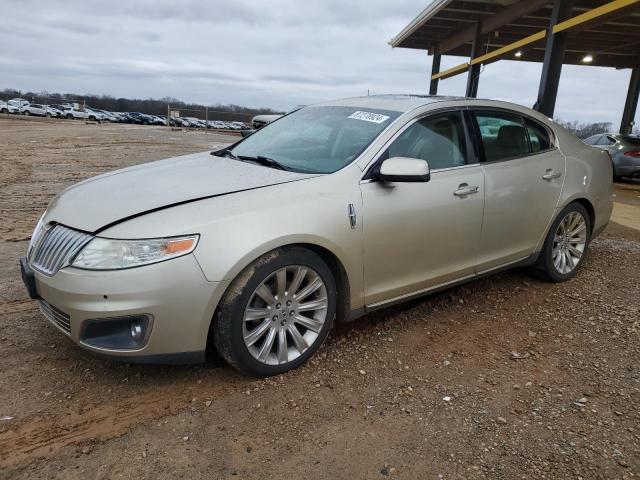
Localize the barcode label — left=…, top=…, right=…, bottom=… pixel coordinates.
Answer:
left=348, top=111, right=390, bottom=124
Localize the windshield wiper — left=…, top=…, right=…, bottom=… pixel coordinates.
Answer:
left=211, top=148, right=238, bottom=159
left=236, top=155, right=293, bottom=171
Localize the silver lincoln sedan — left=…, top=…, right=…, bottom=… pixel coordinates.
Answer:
left=21, top=95, right=613, bottom=376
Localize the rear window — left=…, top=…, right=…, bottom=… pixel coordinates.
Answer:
left=475, top=112, right=529, bottom=162
left=525, top=119, right=552, bottom=152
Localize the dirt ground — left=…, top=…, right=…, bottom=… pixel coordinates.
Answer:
left=0, top=118, right=639, bottom=479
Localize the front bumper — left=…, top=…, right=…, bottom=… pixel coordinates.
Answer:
left=21, top=254, right=229, bottom=363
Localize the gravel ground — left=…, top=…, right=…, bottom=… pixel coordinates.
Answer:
left=0, top=119, right=638, bottom=479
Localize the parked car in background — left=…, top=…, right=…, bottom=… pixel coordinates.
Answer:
left=0, top=101, right=19, bottom=114
left=20, top=95, right=612, bottom=376
left=8, top=98, right=30, bottom=108
left=584, top=133, right=640, bottom=180
left=90, top=109, right=119, bottom=122
left=183, top=117, right=206, bottom=128
left=82, top=108, right=103, bottom=121
left=251, top=114, right=282, bottom=129
left=20, top=104, right=56, bottom=117
left=151, top=115, right=167, bottom=126
left=126, top=112, right=155, bottom=125
left=61, top=108, right=91, bottom=120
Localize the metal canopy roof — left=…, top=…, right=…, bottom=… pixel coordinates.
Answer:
left=390, top=0, right=640, bottom=69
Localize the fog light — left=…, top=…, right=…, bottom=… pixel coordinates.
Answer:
left=81, top=314, right=153, bottom=350
left=131, top=321, right=144, bottom=340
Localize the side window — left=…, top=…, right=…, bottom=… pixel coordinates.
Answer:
left=599, top=135, right=616, bottom=146
left=584, top=135, right=601, bottom=145
left=525, top=119, right=551, bottom=152
left=385, top=112, right=468, bottom=170
left=475, top=111, right=530, bottom=162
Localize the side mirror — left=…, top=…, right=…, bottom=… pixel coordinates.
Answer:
left=378, top=157, right=430, bottom=183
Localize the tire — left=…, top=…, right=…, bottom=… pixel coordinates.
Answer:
left=613, top=175, right=623, bottom=182
left=46, top=113, right=51, bottom=118
left=532, top=202, right=591, bottom=283
left=23, top=111, right=30, bottom=116
left=66, top=114, right=73, bottom=119
left=213, top=247, right=337, bottom=377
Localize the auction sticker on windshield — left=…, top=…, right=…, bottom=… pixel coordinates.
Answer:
left=348, top=111, right=390, bottom=124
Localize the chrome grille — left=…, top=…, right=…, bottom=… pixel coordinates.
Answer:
left=28, top=224, right=92, bottom=276
left=38, top=299, right=71, bottom=335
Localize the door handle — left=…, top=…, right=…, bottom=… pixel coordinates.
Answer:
left=542, top=169, right=562, bottom=180
left=453, top=184, right=480, bottom=197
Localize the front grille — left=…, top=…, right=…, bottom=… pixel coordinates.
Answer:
left=38, top=299, right=71, bottom=335
left=28, top=224, right=92, bottom=276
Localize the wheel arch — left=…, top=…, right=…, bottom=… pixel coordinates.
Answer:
left=204, top=240, right=353, bottom=358
left=570, top=197, right=595, bottom=234
left=535, top=196, right=596, bottom=254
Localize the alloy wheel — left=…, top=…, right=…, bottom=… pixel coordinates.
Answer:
left=242, top=265, right=328, bottom=366
left=552, top=211, right=587, bottom=274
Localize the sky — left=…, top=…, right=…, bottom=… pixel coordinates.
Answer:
left=1, top=0, right=634, bottom=126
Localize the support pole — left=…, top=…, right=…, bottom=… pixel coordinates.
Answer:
left=620, top=67, right=640, bottom=134
left=465, top=22, right=484, bottom=98
left=429, top=50, right=441, bottom=96
left=534, top=0, right=574, bottom=118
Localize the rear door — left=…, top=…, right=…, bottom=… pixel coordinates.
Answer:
left=360, top=110, right=485, bottom=305
left=472, top=110, right=565, bottom=272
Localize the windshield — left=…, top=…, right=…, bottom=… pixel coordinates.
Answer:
left=230, top=106, right=400, bottom=173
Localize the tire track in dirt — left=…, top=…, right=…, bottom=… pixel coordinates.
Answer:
left=0, top=373, right=237, bottom=468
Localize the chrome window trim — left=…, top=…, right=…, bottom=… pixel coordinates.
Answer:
left=359, top=106, right=476, bottom=183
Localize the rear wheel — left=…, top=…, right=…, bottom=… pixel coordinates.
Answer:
left=23, top=111, right=30, bottom=116
left=66, top=114, right=73, bottom=119
left=213, top=247, right=336, bottom=376
left=533, top=202, right=591, bottom=282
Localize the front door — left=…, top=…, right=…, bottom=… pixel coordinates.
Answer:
left=473, top=110, right=565, bottom=271
left=360, top=111, right=485, bottom=306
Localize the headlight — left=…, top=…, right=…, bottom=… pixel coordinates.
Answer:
left=27, top=214, right=46, bottom=257
left=71, top=235, right=199, bottom=270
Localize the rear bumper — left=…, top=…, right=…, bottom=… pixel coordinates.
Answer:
left=26, top=254, right=229, bottom=363
left=615, top=165, right=640, bottom=178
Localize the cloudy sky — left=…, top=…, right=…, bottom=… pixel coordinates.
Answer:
left=1, top=0, right=634, bottom=125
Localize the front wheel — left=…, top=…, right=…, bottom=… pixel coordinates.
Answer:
left=23, top=111, right=30, bottom=116
left=533, top=202, right=591, bottom=282
left=213, top=247, right=337, bottom=377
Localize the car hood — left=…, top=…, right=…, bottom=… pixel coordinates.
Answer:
left=45, top=151, right=319, bottom=232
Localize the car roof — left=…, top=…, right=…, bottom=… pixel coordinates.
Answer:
left=312, top=94, right=469, bottom=113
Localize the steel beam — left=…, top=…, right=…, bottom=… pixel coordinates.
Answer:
left=429, top=51, right=442, bottom=95
left=534, top=0, right=574, bottom=117
left=465, top=22, right=484, bottom=98
left=621, top=67, right=640, bottom=134
left=438, top=0, right=551, bottom=54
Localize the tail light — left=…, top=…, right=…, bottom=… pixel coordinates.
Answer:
left=624, top=150, right=640, bottom=158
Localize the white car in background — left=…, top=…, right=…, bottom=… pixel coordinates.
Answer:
left=8, top=98, right=30, bottom=108
left=21, top=104, right=62, bottom=117
left=0, top=101, right=19, bottom=114
left=61, top=108, right=89, bottom=120
left=84, top=108, right=105, bottom=121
